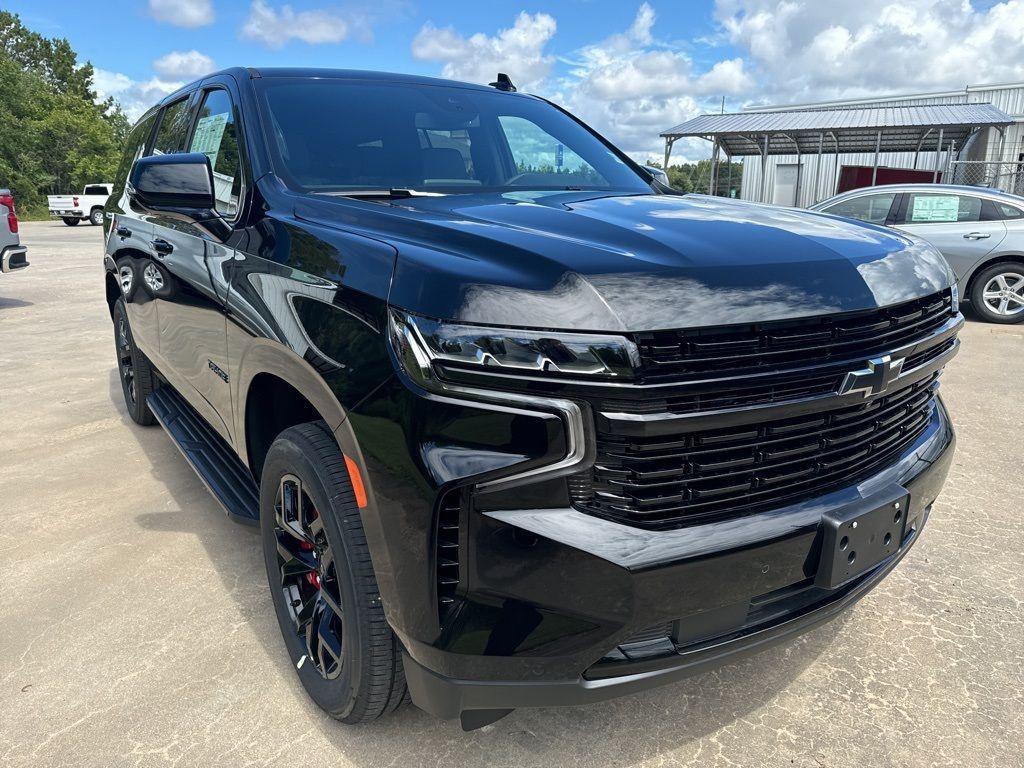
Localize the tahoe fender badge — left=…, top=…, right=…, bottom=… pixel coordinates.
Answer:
left=208, top=360, right=229, bottom=383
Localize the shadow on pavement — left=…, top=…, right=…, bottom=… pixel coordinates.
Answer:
left=112, top=367, right=842, bottom=766
left=0, top=296, right=33, bottom=309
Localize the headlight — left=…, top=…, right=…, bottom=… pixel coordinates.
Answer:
left=389, top=310, right=640, bottom=388
left=950, top=280, right=959, bottom=315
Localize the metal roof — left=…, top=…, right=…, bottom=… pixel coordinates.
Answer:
left=661, top=103, right=1014, bottom=156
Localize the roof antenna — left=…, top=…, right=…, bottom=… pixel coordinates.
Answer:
left=489, top=73, right=517, bottom=92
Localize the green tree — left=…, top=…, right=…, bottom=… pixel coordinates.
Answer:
left=0, top=11, right=95, bottom=101
left=646, top=159, right=743, bottom=197
left=0, top=11, right=128, bottom=216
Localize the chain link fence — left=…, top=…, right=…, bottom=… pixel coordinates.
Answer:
left=949, top=159, right=1024, bottom=195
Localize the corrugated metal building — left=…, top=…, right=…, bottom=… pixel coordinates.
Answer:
left=662, top=81, right=1024, bottom=207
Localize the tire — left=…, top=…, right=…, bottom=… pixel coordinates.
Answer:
left=260, top=422, right=408, bottom=723
left=90, top=207, right=104, bottom=226
left=112, top=298, right=157, bottom=426
left=968, top=263, right=1024, bottom=324
left=62, top=217, right=80, bottom=226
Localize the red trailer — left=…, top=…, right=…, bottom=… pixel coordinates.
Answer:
left=837, top=165, right=941, bottom=193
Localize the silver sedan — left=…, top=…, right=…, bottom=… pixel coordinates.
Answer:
left=811, top=183, right=1024, bottom=323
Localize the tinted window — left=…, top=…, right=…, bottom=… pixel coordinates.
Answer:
left=84, top=185, right=109, bottom=195
left=905, top=193, right=981, bottom=223
left=993, top=201, right=1024, bottom=220
left=823, top=193, right=896, bottom=224
left=498, top=115, right=601, bottom=186
left=112, top=111, right=157, bottom=195
left=153, top=98, right=193, bottom=155
left=115, top=112, right=158, bottom=183
left=188, top=89, right=243, bottom=217
left=256, top=80, right=649, bottom=194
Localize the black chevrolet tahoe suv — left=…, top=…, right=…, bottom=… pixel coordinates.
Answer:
left=104, top=67, right=961, bottom=730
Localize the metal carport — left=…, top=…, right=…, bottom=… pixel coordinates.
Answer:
left=660, top=103, right=1015, bottom=203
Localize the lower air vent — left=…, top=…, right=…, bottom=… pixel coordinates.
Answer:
left=622, top=622, right=674, bottom=645
left=435, top=491, right=462, bottom=626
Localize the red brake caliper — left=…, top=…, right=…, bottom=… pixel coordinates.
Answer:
left=302, top=507, right=321, bottom=589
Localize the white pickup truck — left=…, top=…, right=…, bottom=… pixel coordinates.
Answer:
left=48, top=183, right=112, bottom=226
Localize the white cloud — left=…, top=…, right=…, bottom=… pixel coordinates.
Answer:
left=92, top=69, right=134, bottom=101
left=408, top=5, right=752, bottom=162
left=93, top=68, right=182, bottom=121
left=695, top=58, right=753, bottom=95
left=715, top=0, right=1024, bottom=103
left=152, top=50, right=215, bottom=80
left=557, top=4, right=749, bottom=161
left=241, top=0, right=351, bottom=48
left=411, top=12, right=557, bottom=91
left=148, top=0, right=214, bottom=28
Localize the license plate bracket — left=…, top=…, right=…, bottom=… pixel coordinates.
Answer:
left=816, top=493, right=908, bottom=589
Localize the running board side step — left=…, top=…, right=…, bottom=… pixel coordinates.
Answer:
left=148, top=386, right=260, bottom=526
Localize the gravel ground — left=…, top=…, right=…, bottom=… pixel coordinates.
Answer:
left=1, top=220, right=1022, bottom=768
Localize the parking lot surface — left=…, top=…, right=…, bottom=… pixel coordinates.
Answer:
left=1, top=221, right=1022, bottom=767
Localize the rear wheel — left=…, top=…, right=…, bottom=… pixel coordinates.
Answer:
left=260, top=422, right=408, bottom=723
left=969, top=263, right=1024, bottom=324
left=112, top=298, right=157, bottom=426
left=62, top=217, right=79, bottom=226
left=90, top=208, right=104, bottom=226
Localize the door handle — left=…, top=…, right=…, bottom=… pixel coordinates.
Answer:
left=963, top=232, right=991, bottom=240
left=116, top=226, right=132, bottom=238
left=151, top=238, right=174, bottom=256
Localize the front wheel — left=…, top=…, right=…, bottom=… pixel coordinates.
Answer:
left=90, top=208, right=104, bottom=226
left=112, top=298, right=157, bottom=425
left=62, top=217, right=80, bottom=226
left=969, top=263, right=1024, bottom=323
left=260, top=422, right=408, bottom=723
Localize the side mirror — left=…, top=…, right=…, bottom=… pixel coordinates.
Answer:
left=128, top=153, right=230, bottom=241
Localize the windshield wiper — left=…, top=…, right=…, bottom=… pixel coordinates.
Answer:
left=320, top=188, right=447, bottom=199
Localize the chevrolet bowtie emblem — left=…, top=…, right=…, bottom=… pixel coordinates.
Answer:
left=839, top=355, right=905, bottom=398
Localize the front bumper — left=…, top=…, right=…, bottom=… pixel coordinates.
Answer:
left=394, top=399, right=954, bottom=726
left=1, top=245, right=28, bottom=273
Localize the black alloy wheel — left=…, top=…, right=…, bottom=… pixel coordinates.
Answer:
left=260, top=422, right=408, bottom=723
left=112, top=298, right=157, bottom=426
left=274, top=473, right=345, bottom=679
left=116, top=312, right=136, bottom=407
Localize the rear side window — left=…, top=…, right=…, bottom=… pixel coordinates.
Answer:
left=187, top=89, right=243, bottom=218
left=823, top=193, right=896, bottom=224
left=84, top=185, right=109, bottom=195
left=153, top=98, right=193, bottom=155
left=905, top=193, right=981, bottom=223
left=992, top=201, right=1024, bottom=220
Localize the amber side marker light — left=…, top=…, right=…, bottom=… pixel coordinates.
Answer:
left=343, top=455, right=368, bottom=508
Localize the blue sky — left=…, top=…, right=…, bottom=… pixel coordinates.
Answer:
left=8, top=1, right=727, bottom=81
left=8, top=0, right=1024, bottom=161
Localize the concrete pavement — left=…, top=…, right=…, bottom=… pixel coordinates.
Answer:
left=1, top=220, right=1021, bottom=767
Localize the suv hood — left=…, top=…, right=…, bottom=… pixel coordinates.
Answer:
left=301, top=191, right=951, bottom=332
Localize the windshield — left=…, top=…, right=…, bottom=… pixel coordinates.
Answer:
left=255, top=78, right=650, bottom=195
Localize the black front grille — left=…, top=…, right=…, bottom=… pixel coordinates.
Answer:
left=601, top=370, right=841, bottom=416
left=572, top=375, right=939, bottom=529
left=435, top=492, right=461, bottom=625
left=601, top=333, right=955, bottom=417
left=636, top=290, right=952, bottom=382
